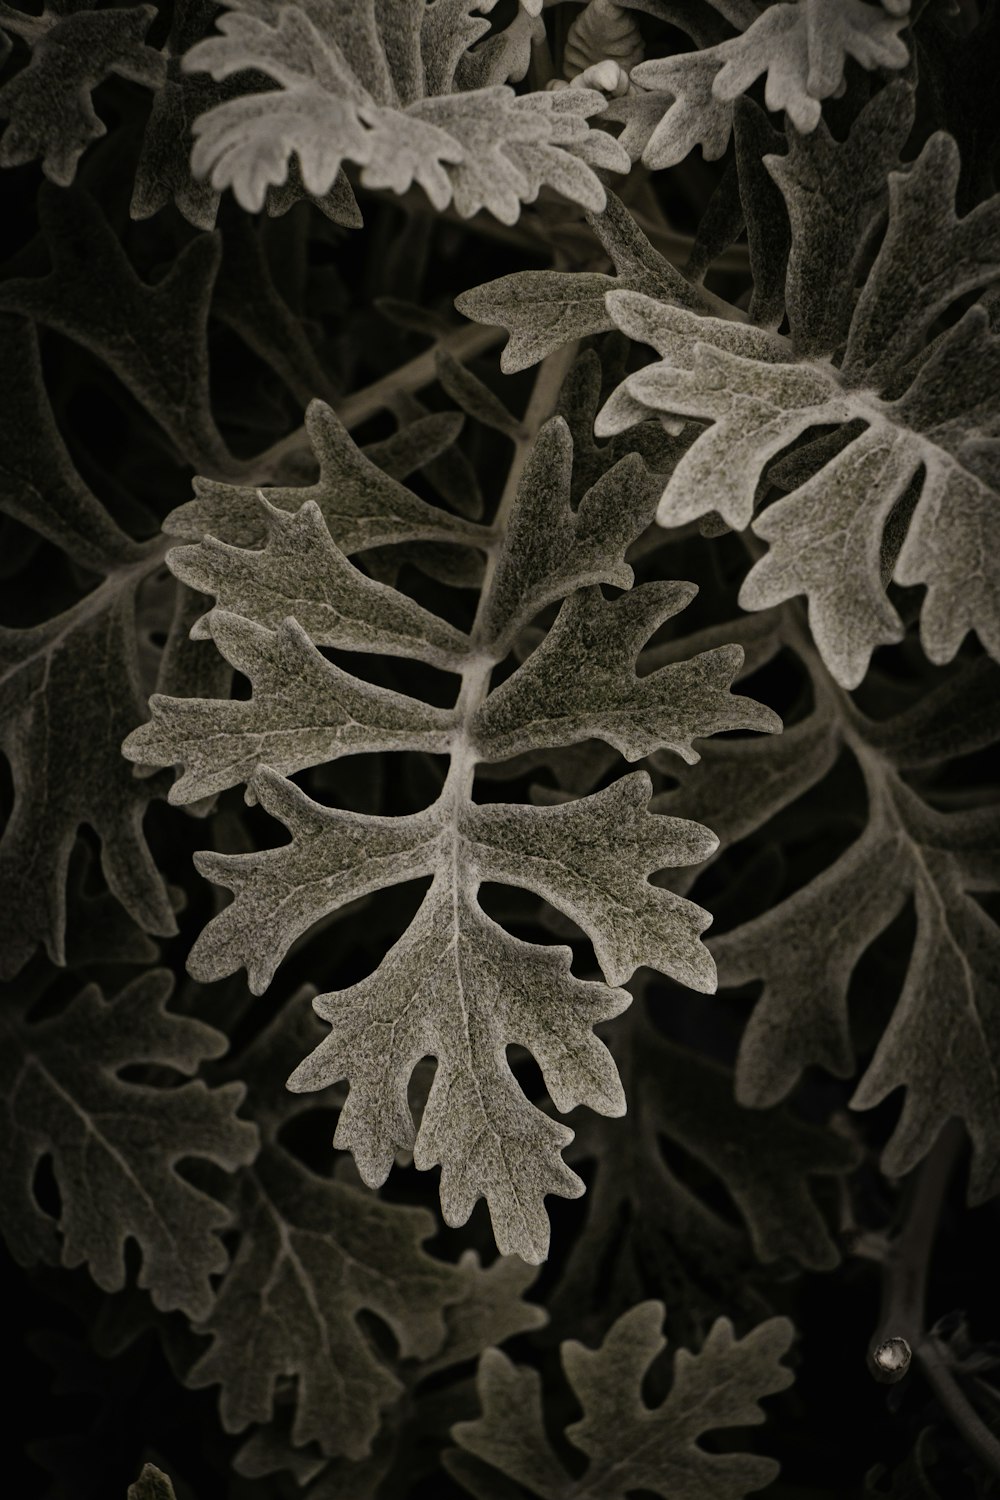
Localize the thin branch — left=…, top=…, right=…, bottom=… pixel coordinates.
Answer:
left=336, top=322, right=505, bottom=430
left=869, top=1121, right=1000, bottom=1481
left=870, top=1120, right=962, bottom=1361
left=443, top=340, right=579, bottom=805
left=248, top=321, right=505, bottom=481
left=379, top=185, right=751, bottom=273
left=918, top=1334, right=1000, bottom=1480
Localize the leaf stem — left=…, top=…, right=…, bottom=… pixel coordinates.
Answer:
left=870, top=1120, right=961, bottom=1359
left=480, top=337, right=581, bottom=604
left=870, top=1121, right=1000, bottom=1479
left=374, top=186, right=752, bottom=273
left=442, top=340, right=580, bottom=807
left=336, top=323, right=507, bottom=430
left=249, top=322, right=505, bottom=480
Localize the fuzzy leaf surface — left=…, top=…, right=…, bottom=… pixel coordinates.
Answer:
left=599, top=129, right=1000, bottom=685
left=0, top=566, right=178, bottom=977
left=166, top=497, right=471, bottom=667
left=0, top=0, right=164, bottom=183
left=474, top=583, right=781, bottom=764
left=0, top=186, right=231, bottom=471
left=449, top=1300, right=795, bottom=1498
left=126, top=609, right=459, bottom=804
left=182, top=0, right=625, bottom=222
left=631, top=0, right=909, bottom=167
left=187, top=997, right=543, bottom=1459
left=163, top=397, right=492, bottom=552
left=0, top=970, right=257, bottom=1317
left=133, top=390, right=778, bottom=1260
left=455, top=191, right=707, bottom=373
left=700, top=647, right=1000, bottom=1203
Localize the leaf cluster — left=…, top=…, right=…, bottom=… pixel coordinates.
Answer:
left=3, top=3, right=1000, bottom=1499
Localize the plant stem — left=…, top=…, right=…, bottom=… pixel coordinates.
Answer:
left=918, top=1334, right=1000, bottom=1480
left=442, top=341, right=580, bottom=808
left=336, top=322, right=505, bottom=430
left=871, top=1121, right=961, bottom=1356
left=378, top=186, right=751, bottom=273
left=249, top=322, right=505, bottom=480
left=481, top=338, right=580, bottom=584
left=870, top=1120, right=1000, bottom=1480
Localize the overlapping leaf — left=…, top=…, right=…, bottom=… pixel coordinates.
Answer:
left=127, top=378, right=780, bottom=1261
left=185, top=995, right=545, bottom=1463
left=228, top=1235, right=549, bottom=1493
left=0, top=557, right=181, bottom=977
left=554, top=994, right=858, bottom=1338
left=0, top=0, right=165, bottom=184
left=661, top=616, right=1000, bottom=1204
left=0, top=200, right=240, bottom=975
left=181, top=0, right=628, bottom=223
left=455, top=189, right=709, bottom=373
left=0, top=969, right=257, bottom=1316
left=0, top=185, right=233, bottom=473
left=626, top=0, right=910, bottom=167
left=131, top=0, right=363, bottom=231
left=597, top=97, right=1000, bottom=685
left=162, top=393, right=492, bottom=550
left=447, top=1299, right=795, bottom=1499
left=0, top=314, right=185, bottom=974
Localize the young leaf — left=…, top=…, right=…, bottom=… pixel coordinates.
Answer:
left=448, top=1300, right=795, bottom=1499
left=0, top=969, right=257, bottom=1317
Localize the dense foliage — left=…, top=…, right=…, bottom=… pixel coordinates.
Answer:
left=2, top=1, right=999, bottom=1496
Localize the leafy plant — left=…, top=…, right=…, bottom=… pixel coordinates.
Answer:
left=3, top=1, right=1000, bottom=1498
left=123, top=365, right=779, bottom=1261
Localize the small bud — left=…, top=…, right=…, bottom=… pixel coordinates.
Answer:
left=871, top=1336, right=912, bottom=1383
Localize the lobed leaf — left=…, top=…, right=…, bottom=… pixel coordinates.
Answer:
left=0, top=1, right=164, bottom=184
left=125, top=610, right=458, bottom=804
left=133, top=367, right=779, bottom=1260
left=0, top=569, right=179, bottom=977
left=0, top=186, right=231, bottom=471
left=631, top=0, right=910, bottom=167
left=475, top=583, right=780, bottom=764
left=449, top=1300, right=795, bottom=1498
left=182, top=2, right=624, bottom=223
left=164, top=397, right=492, bottom=552
left=600, top=127, right=1000, bottom=687
left=167, top=496, right=472, bottom=667
left=186, top=994, right=544, bottom=1458
left=705, top=655, right=1000, bottom=1203
left=0, top=970, right=257, bottom=1317
left=455, top=190, right=708, bottom=373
